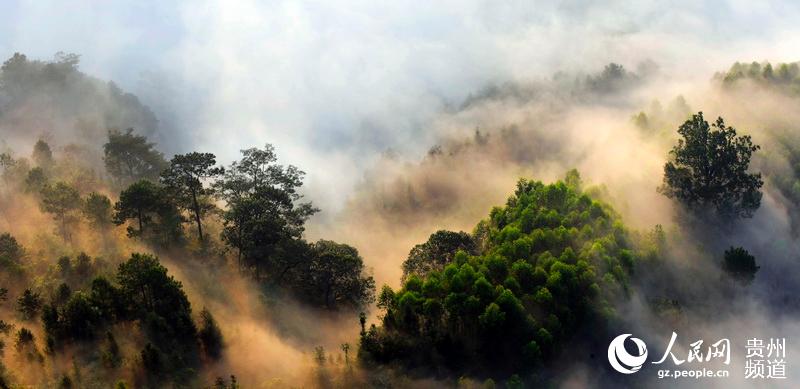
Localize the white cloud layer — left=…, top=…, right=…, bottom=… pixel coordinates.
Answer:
left=1, top=0, right=799, bottom=211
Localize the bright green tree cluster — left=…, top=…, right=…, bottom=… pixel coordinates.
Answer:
left=361, top=173, right=635, bottom=377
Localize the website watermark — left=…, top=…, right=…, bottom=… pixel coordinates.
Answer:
left=608, top=332, right=787, bottom=381
left=657, top=368, right=729, bottom=379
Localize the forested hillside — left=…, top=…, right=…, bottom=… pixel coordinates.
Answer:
left=361, top=173, right=635, bottom=379
left=1, top=52, right=799, bottom=389
left=0, top=53, right=375, bottom=388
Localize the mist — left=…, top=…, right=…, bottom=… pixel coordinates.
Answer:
left=4, top=1, right=800, bottom=212
left=1, top=2, right=800, bottom=388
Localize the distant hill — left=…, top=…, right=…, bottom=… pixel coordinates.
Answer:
left=0, top=52, right=158, bottom=149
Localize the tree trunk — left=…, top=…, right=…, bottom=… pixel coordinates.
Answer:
left=191, top=189, right=204, bottom=242
left=137, top=207, right=144, bottom=235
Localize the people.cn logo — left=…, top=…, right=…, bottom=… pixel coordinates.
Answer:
left=608, top=334, right=648, bottom=374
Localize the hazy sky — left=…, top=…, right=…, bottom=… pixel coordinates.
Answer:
left=1, top=0, right=799, bottom=211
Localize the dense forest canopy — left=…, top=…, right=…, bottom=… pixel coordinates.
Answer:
left=360, top=172, right=636, bottom=378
